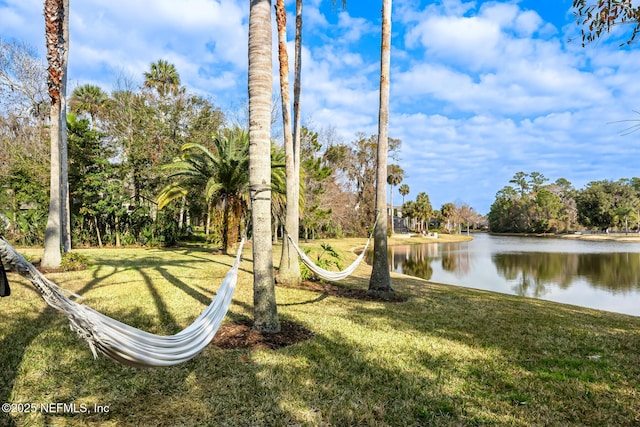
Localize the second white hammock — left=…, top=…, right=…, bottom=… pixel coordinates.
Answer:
left=285, top=234, right=372, bottom=281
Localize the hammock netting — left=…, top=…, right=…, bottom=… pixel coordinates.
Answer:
left=0, top=237, right=244, bottom=368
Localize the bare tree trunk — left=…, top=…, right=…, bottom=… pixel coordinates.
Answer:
left=249, top=0, right=279, bottom=333
left=223, top=197, right=241, bottom=255
left=368, top=0, right=393, bottom=295
left=42, top=100, right=62, bottom=268
left=94, top=215, right=103, bottom=248
left=60, top=0, right=70, bottom=253
left=205, top=199, right=212, bottom=236
left=42, top=0, right=65, bottom=269
left=178, top=195, right=186, bottom=230
left=291, top=0, right=303, bottom=267
left=293, top=0, right=302, bottom=182
left=275, top=0, right=301, bottom=285
left=115, top=213, right=121, bottom=247
left=273, top=218, right=278, bottom=244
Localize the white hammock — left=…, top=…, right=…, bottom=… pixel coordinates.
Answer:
left=286, top=234, right=372, bottom=281
left=0, top=237, right=244, bottom=368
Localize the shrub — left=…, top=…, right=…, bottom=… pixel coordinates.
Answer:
left=300, top=242, right=343, bottom=282
left=60, top=252, right=91, bottom=271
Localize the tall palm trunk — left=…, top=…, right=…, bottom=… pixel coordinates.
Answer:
left=114, top=213, right=121, bottom=247
left=60, top=0, right=70, bottom=253
left=223, top=196, right=242, bottom=255
left=275, top=0, right=301, bottom=285
left=178, top=196, right=186, bottom=230
left=291, top=0, right=303, bottom=264
left=205, top=198, right=212, bottom=236
left=42, top=0, right=65, bottom=268
left=368, top=0, right=393, bottom=295
left=249, top=0, right=279, bottom=333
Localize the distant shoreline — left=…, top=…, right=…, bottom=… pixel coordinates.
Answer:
left=490, top=231, right=640, bottom=243
left=558, top=233, right=640, bottom=242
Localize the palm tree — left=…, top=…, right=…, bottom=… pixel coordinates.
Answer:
left=42, top=0, right=66, bottom=268
left=248, top=0, right=280, bottom=333
left=70, top=84, right=108, bottom=126
left=415, top=192, right=433, bottom=232
left=387, top=164, right=403, bottom=234
left=399, top=183, right=409, bottom=227
left=275, top=0, right=301, bottom=285
left=158, top=131, right=248, bottom=254
left=402, top=200, right=416, bottom=231
left=143, top=59, right=181, bottom=97
left=399, top=183, right=410, bottom=204
left=441, top=202, right=457, bottom=233
left=614, top=206, right=635, bottom=235
left=157, top=130, right=286, bottom=254
left=368, top=0, right=393, bottom=296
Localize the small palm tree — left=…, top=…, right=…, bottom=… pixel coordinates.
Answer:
left=157, top=129, right=285, bottom=254
left=399, top=183, right=410, bottom=205
left=415, top=192, right=433, bottom=232
left=143, top=59, right=181, bottom=97
left=158, top=130, right=248, bottom=254
left=399, top=183, right=410, bottom=229
left=70, top=84, right=108, bottom=125
left=387, top=164, right=404, bottom=233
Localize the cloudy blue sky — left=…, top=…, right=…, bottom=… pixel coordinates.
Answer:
left=1, top=0, right=639, bottom=214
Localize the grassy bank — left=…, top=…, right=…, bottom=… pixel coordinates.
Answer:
left=1, top=238, right=639, bottom=426
left=388, top=232, right=473, bottom=245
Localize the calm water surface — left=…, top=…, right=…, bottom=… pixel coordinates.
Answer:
left=388, top=233, right=640, bottom=317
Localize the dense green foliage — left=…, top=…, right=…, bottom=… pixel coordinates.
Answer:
left=1, top=42, right=476, bottom=248
left=489, top=172, right=640, bottom=233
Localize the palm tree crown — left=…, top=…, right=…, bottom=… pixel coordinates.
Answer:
left=70, top=84, right=108, bottom=124
left=399, top=183, right=410, bottom=204
left=143, top=59, right=181, bottom=97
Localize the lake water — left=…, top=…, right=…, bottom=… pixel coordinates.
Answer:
left=388, top=233, right=640, bottom=317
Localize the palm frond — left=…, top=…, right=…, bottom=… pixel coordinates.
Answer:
left=157, top=182, right=189, bottom=210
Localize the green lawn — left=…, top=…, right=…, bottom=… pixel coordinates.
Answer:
left=1, top=238, right=639, bottom=426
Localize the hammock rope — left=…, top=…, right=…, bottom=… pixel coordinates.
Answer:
left=285, top=214, right=380, bottom=281
left=0, top=237, right=244, bottom=367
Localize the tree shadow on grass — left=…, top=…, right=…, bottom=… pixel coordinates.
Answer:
left=331, top=277, right=640, bottom=426
left=241, top=328, right=468, bottom=425
left=278, top=279, right=408, bottom=302
left=0, top=297, right=56, bottom=426
left=0, top=248, right=207, bottom=423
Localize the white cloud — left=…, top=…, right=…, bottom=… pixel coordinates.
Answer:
left=336, top=11, right=375, bottom=43
left=514, top=10, right=544, bottom=37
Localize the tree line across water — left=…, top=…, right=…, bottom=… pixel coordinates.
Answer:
left=488, top=171, right=640, bottom=234
left=1, top=42, right=469, bottom=250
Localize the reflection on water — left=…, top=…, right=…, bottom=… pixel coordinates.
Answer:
left=389, top=242, right=473, bottom=281
left=384, top=234, right=640, bottom=316
left=493, top=252, right=640, bottom=297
